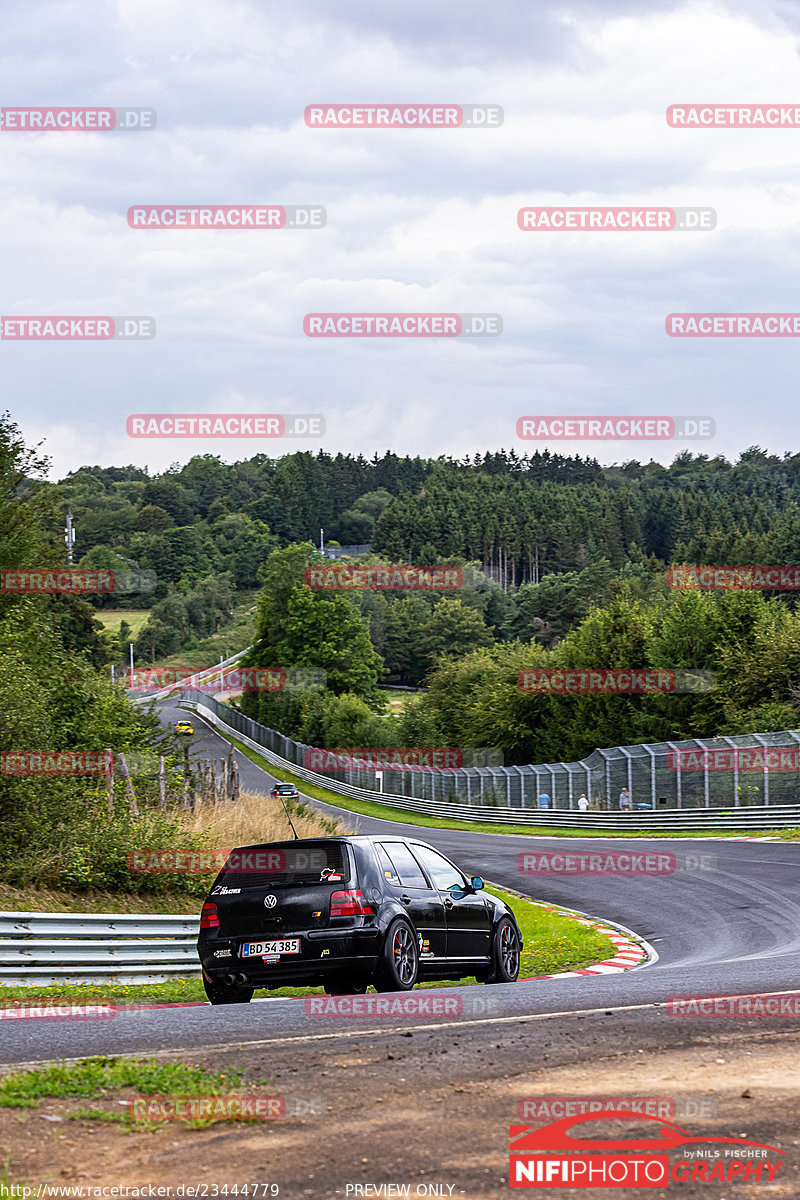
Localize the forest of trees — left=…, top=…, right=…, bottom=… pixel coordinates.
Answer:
left=60, top=445, right=800, bottom=596
left=54, top=444, right=800, bottom=671
left=5, top=434, right=798, bottom=771
left=237, top=542, right=800, bottom=766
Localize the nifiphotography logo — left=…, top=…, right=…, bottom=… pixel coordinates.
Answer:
left=509, top=1111, right=784, bottom=1188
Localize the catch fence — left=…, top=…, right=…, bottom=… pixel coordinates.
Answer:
left=179, top=690, right=800, bottom=821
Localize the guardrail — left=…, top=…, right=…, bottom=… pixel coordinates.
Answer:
left=130, top=649, right=248, bottom=704
left=180, top=694, right=800, bottom=830
left=0, top=911, right=200, bottom=986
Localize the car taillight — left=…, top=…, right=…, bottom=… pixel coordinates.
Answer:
left=200, top=902, right=219, bottom=930
left=330, top=889, right=374, bottom=918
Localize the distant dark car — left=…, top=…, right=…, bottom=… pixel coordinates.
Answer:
left=271, top=783, right=299, bottom=799
left=197, top=835, right=522, bottom=1003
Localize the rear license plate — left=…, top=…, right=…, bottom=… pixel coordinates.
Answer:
left=242, top=939, right=300, bottom=958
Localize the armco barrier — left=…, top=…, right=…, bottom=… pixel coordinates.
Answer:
left=0, top=911, right=199, bottom=986
left=131, top=648, right=248, bottom=703
left=178, top=692, right=800, bottom=830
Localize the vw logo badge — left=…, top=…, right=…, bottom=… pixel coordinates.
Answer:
left=264, top=894, right=277, bottom=909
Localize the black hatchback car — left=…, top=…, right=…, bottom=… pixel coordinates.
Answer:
left=197, top=835, right=522, bottom=1002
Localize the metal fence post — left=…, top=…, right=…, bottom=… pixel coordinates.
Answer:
left=666, top=742, right=682, bottom=808
left=640, top=745, right=656, bottom=809
left=752, top=734, right=769, bottom=805
left=721, top=737, right=739, bottom=806
left=619, top=747, right=633, bottom=807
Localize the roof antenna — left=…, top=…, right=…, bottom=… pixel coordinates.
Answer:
left=275, top=787, right=299, bottom=839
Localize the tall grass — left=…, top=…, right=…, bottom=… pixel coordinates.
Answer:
left=0, top=788, right=347, bottom=899
left=180, top=788, right=348, bottom=847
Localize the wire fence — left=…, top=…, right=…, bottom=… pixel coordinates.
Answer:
left=179, top=691, right=800, bottom=813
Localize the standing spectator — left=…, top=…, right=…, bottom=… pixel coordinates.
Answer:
left=538, top=790, right=551, bottom=810
left=577, top=793, right=589, bottom=811
left=619, top=787, right=632, bottom=811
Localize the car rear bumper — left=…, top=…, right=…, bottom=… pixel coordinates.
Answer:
left=198, top=927, right=381, bottom=987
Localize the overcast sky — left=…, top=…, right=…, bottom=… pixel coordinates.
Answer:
left=3, top=0, right=800, bottom=479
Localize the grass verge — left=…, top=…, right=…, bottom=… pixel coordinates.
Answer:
left=0, top=885, right=614, bottom=1006
left=142, top=591, right=259, bottom=679
left=214, top=725, right=788, bottom=840
left=0, top=1056, right=256, bottom=1130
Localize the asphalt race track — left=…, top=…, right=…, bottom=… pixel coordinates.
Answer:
left=4, top=697, right=799, bottom=1066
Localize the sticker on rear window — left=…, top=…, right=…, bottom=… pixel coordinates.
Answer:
left=321, top=868, right=343, bottom=881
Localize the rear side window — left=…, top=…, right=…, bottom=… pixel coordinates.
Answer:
left=410, top=844, right=466, bottom=891
left=214, top=842, right=348, bottom=889
left=378, top=842, right=429, bottom=888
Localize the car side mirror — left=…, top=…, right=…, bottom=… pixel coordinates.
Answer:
left=470, top=876, right=484, bottom=891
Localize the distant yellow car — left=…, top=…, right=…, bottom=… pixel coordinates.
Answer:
left=175, top=720, right=194, bottom=736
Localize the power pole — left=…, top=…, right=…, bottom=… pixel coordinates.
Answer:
left=64, top=511, right=76, bottom=564
left=320, top=527, right=324, bottom=557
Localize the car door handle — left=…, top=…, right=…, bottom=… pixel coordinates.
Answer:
left=443, top=897, right=454, bottom=909
left=399, top=894, right=412, bottom=904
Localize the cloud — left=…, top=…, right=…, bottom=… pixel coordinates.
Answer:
left=2, top=0, right=800, bottom=476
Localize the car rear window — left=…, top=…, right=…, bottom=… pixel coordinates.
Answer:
left=214, top=842, right=348, bottom=889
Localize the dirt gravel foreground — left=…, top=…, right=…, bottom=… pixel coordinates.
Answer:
left=1, top=1010, right=798, bottom=1200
